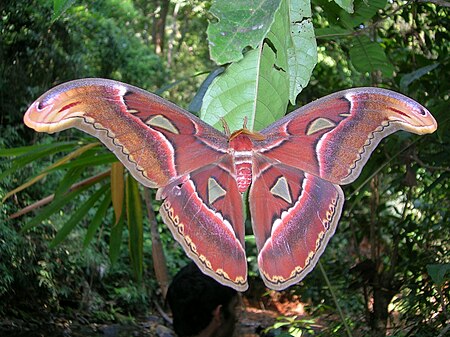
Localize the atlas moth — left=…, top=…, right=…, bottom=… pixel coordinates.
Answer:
left=24, top=79, right=437, bottom=291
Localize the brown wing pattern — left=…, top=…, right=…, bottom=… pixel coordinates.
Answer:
left=157, top=155, right=248, bottom=291
left=249, top=88, right=436, bottom=290
left=24, top=79, right=228, bottom=188
left=256, top=88, right=437, bottom=185
left=249, top=154, right=344, bottom=290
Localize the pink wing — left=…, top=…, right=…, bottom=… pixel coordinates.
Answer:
left=158, top=155, right=247, bottom=290
left=250, top=88, right=437, bottom=289
left=24, top=79, right=248, bottom=290
left=256, top=88, right=437, bottom=184
left=249, top=155, right=344, bottom=290
left=24, top=78, right=228, bottom=188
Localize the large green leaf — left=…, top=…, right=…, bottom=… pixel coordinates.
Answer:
left=202, top=0, right=317, bottom=130
left=270, top=0, right=317, bottom=103
left=189, top=67, right=225, bottom=114
left=207, top=0, right=282, bottom=64
left=126, top=174, right=143, bottom=283
left=333, top=0, right=354, bottom=13
left=200, top=46, right=289, bottom=132
left=349, top=35, right=394, bottom=77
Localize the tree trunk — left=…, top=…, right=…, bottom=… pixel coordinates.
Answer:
left=144, top=188, right=169, bottom=298
left=152, top=0, right=170, bottom=55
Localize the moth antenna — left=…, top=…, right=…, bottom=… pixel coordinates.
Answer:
left=221, top=118, right=231, bottom=136
left=243, top=116, right=248, bottom=129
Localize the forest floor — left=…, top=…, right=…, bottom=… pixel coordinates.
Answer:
left=0, top=290, right=313, bottom=337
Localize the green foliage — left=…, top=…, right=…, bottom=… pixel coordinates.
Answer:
left=265, top=316, right=317, bottom=336
left=0, top=0, right=164, bottom=128
left=201, top=47, right=290, bottom=131
left=427, top=264, right=450, bottom=287
left=202, top=0, right=317, bottom=131
left=125, top=174, right=144, bottom=283
left=0, top=0, right=170, bottom=320
left=207, top=0, right=281, bottom=64
left=348, top=35, right=394, bottom=77
left=52, top=0, right=76, bottom=22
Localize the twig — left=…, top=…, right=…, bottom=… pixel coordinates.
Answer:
left=318, top=261, right=353, bottom=337
left=153, top=298, right=172, bottom=325
left=411, top=154, right=450, bottom=172
left=8, top=170, right=110, bottom=219
left=437, top=322, right=450, bottom=337
left=144, top=188, right=170, bottom=299
left=417, top=0, right=450, bottom=8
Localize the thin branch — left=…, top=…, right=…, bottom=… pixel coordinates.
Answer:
left=144, top=188, right=169, bottom=299
left=154, top=297, right=172, bottom=325
left=417, top=0, right=450, bottom=8
left=318, top=261, right=353, bottom=337
left=437, top=322, right=450, bottom=337
left=8, top=170, right=110, bottom=219
left=411, top=154, right=450, bottom=172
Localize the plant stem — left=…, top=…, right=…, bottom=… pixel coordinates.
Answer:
left=318, top=261, right=353, bottom=337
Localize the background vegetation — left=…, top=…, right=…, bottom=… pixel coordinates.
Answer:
left=0, top=0, right=448, bottom=336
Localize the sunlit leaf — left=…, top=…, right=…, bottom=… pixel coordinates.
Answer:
left=52, top=0, right=76, bottom=22
left=202, top=0, right=317, bottom=130
left=189, top=67, right=225, bottom=114
left=270, top=0, right=317, bottom=103
left=207, top=0, right=282, bottom=64
left=201, top=47, right=289, bottom=132
left=111, top=162, right=125, bottom=226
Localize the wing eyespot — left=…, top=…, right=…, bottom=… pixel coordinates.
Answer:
left=418, top=107, right=428, bottom=116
